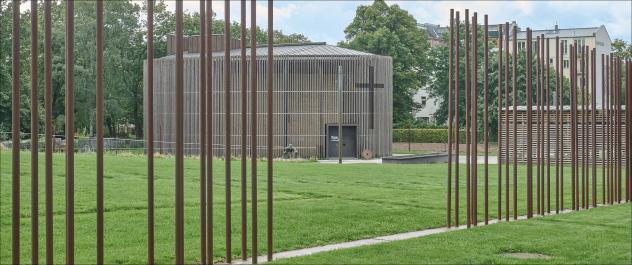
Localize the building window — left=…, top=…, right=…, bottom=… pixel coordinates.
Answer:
left=550, top=58, right=554, bottom=64
left=561, top=40, right=568, bottom=55
left=563, top=60, right=569, bottom=68
left=420, top=96, right=427, bottom=109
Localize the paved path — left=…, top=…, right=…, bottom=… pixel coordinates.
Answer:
left=231, top=208, right=588, bottom=264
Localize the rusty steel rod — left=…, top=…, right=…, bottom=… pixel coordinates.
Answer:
left=146, top=0, right=155, bottom=263
left=555, top=36, right=560, bottom=213
left=483, top=14, right=489, bottom=225
left=617, top=59, right=622, bottom=203
left=205, top=1, right=214, bottom=262
left=11, top=0, right=20, bottom=262
left=627, top=60, right=631, bottom=202
left=240, top=0, right=248, bottom=260
left=581, top=46, right=586, bottom=209
left=175, top=1, right=185, bottom=263
left=199, top=0, right=208, bottom=263
left=504, top=22, right=510, bottom=221
left=224, top=0, right=233, bottom=262
left=65, top=1, right=76, bottom=262
left=607, top=55, right=611, bottom=204
left=44, top=1, right=54, bottom=262
left=571, top=44, right=577, bottom=211
left=267, top=0, right=274, bottom=260
left=251, top=0, right=259, bottom=262
left=536, top=35, right=541, bottom=215
left=96, top=0, right=105, bottom=262
left=472, top=13, right=478, bottom=226
left=602, top=54, right=606, bottom=205
left=591, top=48, right=597, bottom=208
left=584, top=46, right=589, bottom=208
left=540, top=35, right=545, bottom=215
left=454, top=11, right=460, bottom=227
left=526, top=28, right=533, bottom=218
left=447, top=9, right=454, bottom=228
left=30, top=1, right=39, bottom=263
left=496, top=23, right=503, bottom=221
left=464, top=9, right=470, bottom=228
left=546, top=38, right=551, bottom=213
left=512, top=25, right=518, bottom=220
left=559, top=41, right=565, bottom=210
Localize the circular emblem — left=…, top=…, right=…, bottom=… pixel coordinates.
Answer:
left=361, top=149, right=373, bottom=160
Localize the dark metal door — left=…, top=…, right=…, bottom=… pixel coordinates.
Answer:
left=327, top=125, right=357, bottom=158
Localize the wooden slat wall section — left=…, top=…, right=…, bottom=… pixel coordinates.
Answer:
left=145, top=54, right=393, bottom=159
left=500, top=109, right=627, bottom=164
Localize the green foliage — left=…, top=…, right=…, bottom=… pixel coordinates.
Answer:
left=339, top=0, right=431, bottom=126
left=393, top=128, right=466, bottom=143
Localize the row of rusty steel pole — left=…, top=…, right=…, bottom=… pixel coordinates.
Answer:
left=446, top=9, right=630, bottom=228
left=9, top=0, right=274, bottom=264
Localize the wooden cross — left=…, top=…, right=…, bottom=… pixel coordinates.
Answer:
left=355, top=66, right=384, bottom=129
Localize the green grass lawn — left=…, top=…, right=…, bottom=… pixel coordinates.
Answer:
left=0, top=151, right=621, bottom=264
left=273, top=204, right=632, bottom=264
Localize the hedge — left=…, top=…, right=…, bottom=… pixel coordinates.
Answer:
left=393, top=129, right=467, bottom=143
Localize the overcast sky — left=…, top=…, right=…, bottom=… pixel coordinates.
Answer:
left=164, top=0, right=631, bottom=45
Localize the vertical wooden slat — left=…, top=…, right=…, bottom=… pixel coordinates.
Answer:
left=199, top=1, right=207, bottom=263
left=267, top=0, right=274, bottom=260
left=146, top=0, right=155, bottom=263
left=44, top=1, right=54, bottom=263
left=30, top=1, right=39, bottom=263
left=240, top=1, right=248, bottom=260
left=96, top=0, right=105, bottom=263
left=175, top=1, right=185, bottom=263
left=251, top=0, right=259, bottom=262
left=65, top=1, right=76, bottom=262
left=224, top=1, right=233, bottom=262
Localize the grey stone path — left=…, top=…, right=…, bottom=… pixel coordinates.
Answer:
left=232, top=208, right=581, bottom=264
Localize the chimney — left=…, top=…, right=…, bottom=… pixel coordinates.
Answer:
left=554, top=24, right=559, bottom=32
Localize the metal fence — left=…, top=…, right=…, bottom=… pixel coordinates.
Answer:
left=445, top=9, right=631, bottom=229
left=6, top=1, right=275, bottom=264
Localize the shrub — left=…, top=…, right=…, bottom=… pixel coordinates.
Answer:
left=393, top=128, right=466, bottom=143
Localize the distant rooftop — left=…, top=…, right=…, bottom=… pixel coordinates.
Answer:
left=515, top=25, right=606, bottom=40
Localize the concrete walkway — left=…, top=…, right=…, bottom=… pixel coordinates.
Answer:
left=232, top=208, right=586, bottom=264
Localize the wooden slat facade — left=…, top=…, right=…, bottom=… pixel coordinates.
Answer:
left=144, top=48, right=393, bottom=159
left=500, top=107, right=627, bottom=164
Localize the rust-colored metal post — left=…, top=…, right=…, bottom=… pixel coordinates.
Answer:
left=571, top=44, right=577, bottom=211
left=555, top=36, right=560, bottom=213
left=96, top=0, right=105, bottom=263
left=251, top=0, right=259, bottom=262
left=512, top=25, right=518, bottom=220
left=536, top=35, right=541, bottom=215
left=454, top=11, right=460, bottom=227
left=504, top=22, right=510, bottom=221
left=581, top=46, right=587, bottom=209
left=199, top=0, right=208, bottom=263
left=44, top=1, right=54, bottom=262
left=30, top=1, right=39, bottom=263
left=627, top=60, right=631, bottom=202
left=540, top=35, right=546, bottom=214
left=240, top=0, right=248, bottom=260
left=602, top=54, right=606, bottom=205
left=584, top=46, right=589, bottom=208
left=483, top=15, right=489, bottom=225
left=496, top=23, right=503, bottom=221
left=580, top=46, right=585, bottom=209
left=65, top=1, right=76, bottom=262
left=617, top=59, right=622, bottom=203
left=464, top=9, right=471, bottom=228
left=205, top=1, right=214, bottom=262
left=471, top=13, right=478, bottom=226
left=11, top=1, right=20, bottom=262
left=146, top=1, right=155, bottom=263
left=559, top=42, right=564, bottom=210
left=607, top=55, right=611, bottom=204
left=546, top=38, right=551, bottom=213
left=447, top=9, right=454, bottom=228
left=267, top=0, right=274, bottom=260
left=175, top=1, right=185, bottom=263
left=224, top=0, right=233, bottom=262
left=526, top=28, right=533, bottom=218
left=591, top=49, right=597, bottom=207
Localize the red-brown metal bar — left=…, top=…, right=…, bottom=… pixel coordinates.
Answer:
left=199, top=0, right=208, bottom=263
left=483, top=14, right=489, bottom=225
left=267, top=0, right=274, bottom=260
left=44, top=1, right=54, bottom=263
left=540, top=35, right=545, bottom=214
left=464, top=9, right=470, bottom=228
left=580, top=45, right=585, bottom=209
left=66, top=1, right=76, bottom=262
left=504, top=22, right=510, bottom=221
left=536, top=35, right=541, bottom=215
left=224, top=0, right=233, bottom=262
left=146, top=0, right=155, bottom=263
left=584, top=46, right=590, bottom=208
left=251, top=0, right=259, bottom=262
left=496, top=23, right=503, bottom=221
left=559, top=43, right=565, bottom=210
left=546, top=38, right=551, bottom=213
left=11, top=1, right=20, bottom=262
left=175, top=1, right=185, bottom=263
left=607, top=55, right=611, bottom=204
left=240, top=0, right=248, bottom=260
left=571, top=44, right=576, bottom=211
left=512, top=25, right=518, bottom=220
left=627, top=60, right=631, bottom=202
left=96, top=0, right=105, bottom=262
left=30, top=1, right=39, bottom=263
left=526, top=28, right=533, bottom=218
left=454, top=11, right=460, bottom=227
left=472, top=13, right=478, bottom=226
left=602, top=54, right=606, bottom=205
left=591, top=48, right=597, bottom=208
left=555, top=36, right=560, bottom=213
left=447, top=9, right=454, bottom=228
left=205, top=1, right=214, bottom=262
left=617, top=58, right=623, bottom=203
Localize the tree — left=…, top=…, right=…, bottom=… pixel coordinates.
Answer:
left=339, top=0, right=431, bottom=127
left=612, top=38, right=632, bottom=61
